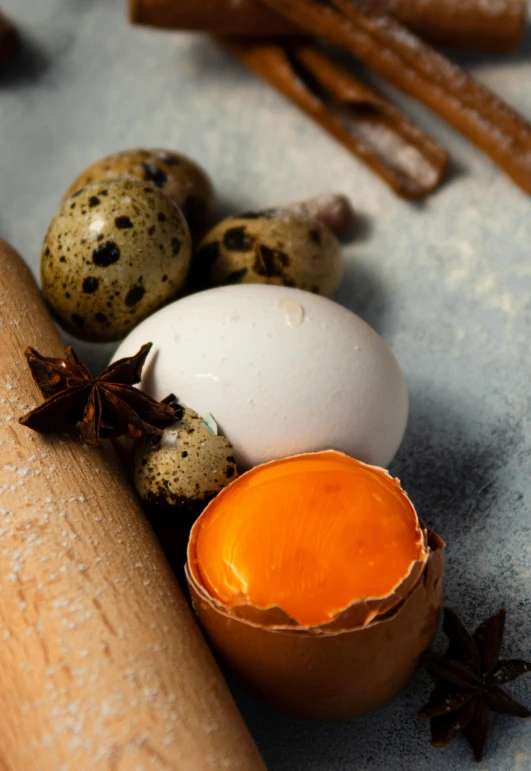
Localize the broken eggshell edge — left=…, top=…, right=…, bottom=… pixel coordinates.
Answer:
left=187, top=451, right=431, bottom=631
left=185, top=536, right=443, bottom=720
left=185, top=451, right=445, bottom=720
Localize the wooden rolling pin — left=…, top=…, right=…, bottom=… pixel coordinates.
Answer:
left=0, top=240, right=266, bottom=770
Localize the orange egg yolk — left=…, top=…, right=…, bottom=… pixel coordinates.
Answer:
left=194, top=452, right=424, bottom=626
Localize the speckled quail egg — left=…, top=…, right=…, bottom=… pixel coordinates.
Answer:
left=133, top=408, right=238, bottom=519
left=41, top=178, right=192, bottom=342
left=63, top=148, right=215, bottom=240
left=193, top=208, right=343, bottom=297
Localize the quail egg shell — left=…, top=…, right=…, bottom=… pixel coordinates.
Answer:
left=133, top=408, right=238, bottom=516
left=112, top=284, right=408, bottom=469
left=63, top=148, right=215, bottom=239
left=41, top=178, right=192, bottom=342
left=194, top=209, right=343, bottom=297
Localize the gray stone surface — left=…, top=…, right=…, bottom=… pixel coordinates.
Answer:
left=1, top=0, right=530, bottom=768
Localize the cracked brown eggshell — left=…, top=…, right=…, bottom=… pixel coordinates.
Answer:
left=193, top=208, right=343, bottom=297
left=41, top=178, right=192, bottom=342
left=186, top=463, right=444, bottom=721
left=187, top=535, right=444, bottom=720
left=133, top=408, right=238, bottom=519
left=63, top=148, right=215, bottom=240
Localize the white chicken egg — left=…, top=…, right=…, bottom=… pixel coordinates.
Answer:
left=112, top=285, right=408, bottom=469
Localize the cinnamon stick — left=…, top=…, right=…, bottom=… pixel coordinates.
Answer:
left=224, top=39, right=448, bottom=199
left=376, top=0, right=528, bottom=53
left=129, top=0, right=297, bottom=35
left=260, top=0, right=531, bottom=194
left=0, top=8, right=20, bottom=72
left=130, top=0, right=528, bottom=53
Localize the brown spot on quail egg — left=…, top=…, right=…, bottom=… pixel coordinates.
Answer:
left=133, top=407, right=238, bottom=521
left=194, top=208, right=343, bottom=297
left=63, top=148, right=215, bottom=241
left=41, top=178, right=192, bottom=342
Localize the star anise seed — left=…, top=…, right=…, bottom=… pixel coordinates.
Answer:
left=419, top=607, right=531, bottom=762
left=19, top=343, right=183, bottom=447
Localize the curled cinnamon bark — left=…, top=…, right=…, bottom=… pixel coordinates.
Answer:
left=0, top=8, right=20, bottom=73
left=224, top=40, right=448, bottom=200
left=376, top=0, right=527, bottom=53
left=130, top=0, right=528, bottom=52
left=129, top=0, right=297, bottom=35
left=260, top=0, right=531, bottom=194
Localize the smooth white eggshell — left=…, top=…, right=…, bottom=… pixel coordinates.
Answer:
left=112, top=285, right=408, bottom=469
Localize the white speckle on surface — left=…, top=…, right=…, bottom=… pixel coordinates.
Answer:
left=160, top=428, right=179, bottom=449
left=52, top=598, right=71, bottom=609
left=276, top=298, right=305, bottom=328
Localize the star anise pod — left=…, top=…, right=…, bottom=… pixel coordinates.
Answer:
left=19, top=342, right=182, bottom=447
left=419, top=607, right=531, bottom=762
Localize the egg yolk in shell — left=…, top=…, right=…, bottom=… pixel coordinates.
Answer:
left=193, top=452, right=425, bottom=627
